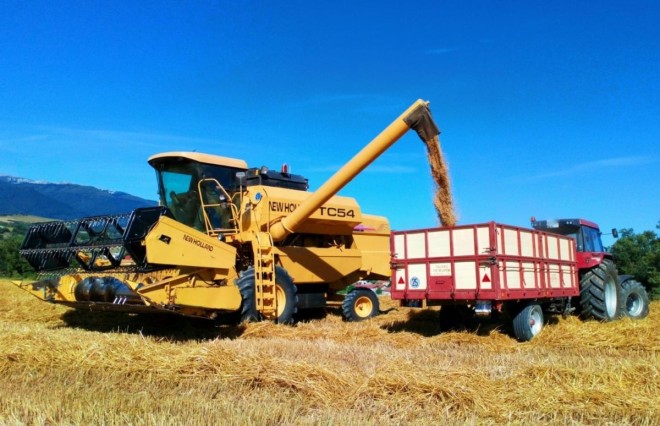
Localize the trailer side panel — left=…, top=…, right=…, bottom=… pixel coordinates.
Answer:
left=390, top=222, right=578, bottom=302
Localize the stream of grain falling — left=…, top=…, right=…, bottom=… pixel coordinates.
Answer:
left=424, top=134, right=456, bottom=226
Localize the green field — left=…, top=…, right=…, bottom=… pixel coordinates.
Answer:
left=0, top=279, right=658, bottom=425
left=0, top=215, right=53, bottom=225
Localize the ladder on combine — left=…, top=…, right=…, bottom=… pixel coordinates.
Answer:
left=253, top=232, right=278, bottom=320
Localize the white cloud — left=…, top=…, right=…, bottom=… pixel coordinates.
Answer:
left=517, top=156, right=656, bottom=180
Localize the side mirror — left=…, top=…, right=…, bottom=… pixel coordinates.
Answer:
left=611, top=228, right=619, bottom=238
left=235, top=171, right=246, bottom=187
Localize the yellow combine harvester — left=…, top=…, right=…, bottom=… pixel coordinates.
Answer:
left=16, top=100, right=439, bottom=323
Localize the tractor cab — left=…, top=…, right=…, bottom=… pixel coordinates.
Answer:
left=148, top=152, right=248, bottom=234
left=531, top=218, right=605, bottom=253
left=531, top=218, right=614, bottom=269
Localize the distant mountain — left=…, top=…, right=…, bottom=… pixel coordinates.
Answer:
left=0, top=176, right=157, bottom=220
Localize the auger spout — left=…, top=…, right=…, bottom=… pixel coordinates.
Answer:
left=269, top=99, right=440, bottom=242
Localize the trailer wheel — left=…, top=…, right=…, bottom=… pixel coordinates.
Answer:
left=512, top=303, right=544, bottom=342
left=236, top=267, right=298, bottom=324
left=342, top=288, right=379, bottom=321
left=579, top=259, right=622, bottom=321
left=620, top=279, right=650, bottom=320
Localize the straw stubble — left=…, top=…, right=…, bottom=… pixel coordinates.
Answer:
left=1, top=280, right=658, bottom=424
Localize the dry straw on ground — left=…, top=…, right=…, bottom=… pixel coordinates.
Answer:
left=1, top=279, right=658, bottom=425
left=423, top=135, right=456, bottom=226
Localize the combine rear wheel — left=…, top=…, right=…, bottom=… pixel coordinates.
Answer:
left=620, top=279, right=650, bottom=320
left=512, top=303, right=544, bottom=342
left=579, top=259, right=621, bottom=321
left=342, top=288, right=379, bottom=321
left=236, top=267, right=298, bottom=324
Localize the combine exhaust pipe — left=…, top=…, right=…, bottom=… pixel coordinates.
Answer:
left=269, top=99, right=440, bottom=241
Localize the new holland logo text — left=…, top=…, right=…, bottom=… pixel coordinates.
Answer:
left=270, top=201, right=299, bottom=213
left=183, top=234, right=214, bottom=251
left=270, top=201, right=355, bottom=218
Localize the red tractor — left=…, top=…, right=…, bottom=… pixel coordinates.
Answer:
left=531, top=218, right=649, bottom=320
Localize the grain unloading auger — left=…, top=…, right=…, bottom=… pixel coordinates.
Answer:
left=16, top=99, right=441, bottom=323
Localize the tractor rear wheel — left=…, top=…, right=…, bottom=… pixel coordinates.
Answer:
left=342, top=288, right=379, bottom=321
left=579, top=259, right=622, bottom=321
left=512, top=303, right=544, bottom=342
left=620, top=279, right=650, bottom=320
left=236, top=267, right=298, bottom=324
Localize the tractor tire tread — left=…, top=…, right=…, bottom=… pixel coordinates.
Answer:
left=579, top=259, right=621, bottom=321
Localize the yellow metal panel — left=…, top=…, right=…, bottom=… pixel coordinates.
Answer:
left=352, top=215, right=390, bottom=278
left=251, top=185, right=363, bottom=228
left=173, top=286, right=241, bottom=310
left=144, top=216, right=237, bottom=269
left=277, top=247, right=362, bottom=283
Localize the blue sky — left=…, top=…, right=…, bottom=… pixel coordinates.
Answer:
left=1, top=1, right=658, bottom=244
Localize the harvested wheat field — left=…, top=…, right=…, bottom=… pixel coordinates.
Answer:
left=0, top=279, right=658, bottom=425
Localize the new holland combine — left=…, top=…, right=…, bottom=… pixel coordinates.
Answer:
left=16, top=100, right=440, bottom=323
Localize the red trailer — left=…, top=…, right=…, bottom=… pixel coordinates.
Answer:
left=390, top=222, right=579, bottom=341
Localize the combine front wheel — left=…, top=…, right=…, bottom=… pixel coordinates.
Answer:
left=579, top=259, right=622, bottom=321
left=236, top=267, right=298, bottom=324
left=273, top=268, right=298, bottom=324
left=620, top=279, right=650, bottom=320
left=342, top=288, right=379, bottom=321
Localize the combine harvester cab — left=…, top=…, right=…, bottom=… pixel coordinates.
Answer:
left=16, top=99, right=448, bottom=325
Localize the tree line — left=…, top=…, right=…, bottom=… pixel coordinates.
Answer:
left=611, top=222, right=660, bottom=300
left=0, top=221, right=36, bottom=278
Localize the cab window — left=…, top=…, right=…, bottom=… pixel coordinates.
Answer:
left=581, top=227, right=603, bottom=253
